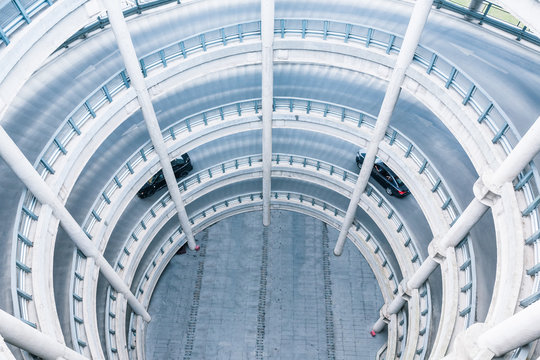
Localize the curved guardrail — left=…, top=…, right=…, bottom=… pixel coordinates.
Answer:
left=70, top=151, right=432, bottom=358
left=433, top=0, right=539, bottom=47
left=12, top=17, right=539, bottom=356
left=16, top=96, right=462, bottom=357
left=116, top=191, right=409, bottom=360
left=50, top=0, right=540, bottom=51
left=0, top=0, right=54, bottom=47
left=40, top=95, right=465, bottom=358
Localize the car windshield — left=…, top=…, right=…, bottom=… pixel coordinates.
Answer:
left=148, top=171, right=164, bottom=184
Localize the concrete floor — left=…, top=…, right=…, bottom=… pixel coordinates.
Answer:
left=145, top=210, right=386, bottom=359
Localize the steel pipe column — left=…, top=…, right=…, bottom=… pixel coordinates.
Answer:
left=0, top=309, right=86, bottom=360
left=261, top=0, right=275, bottom=226
left=372, top=117, right=540, bottom=333
left=334, top=0, right=434, bottom=256
left=100, top=0, right=198, bottom=251
left=0, top=126, right=151, bottom=322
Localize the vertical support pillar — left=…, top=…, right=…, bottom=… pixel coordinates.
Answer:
left=261, top=0, right=275, bottom=227
left=477, top=298, right=540, bottom=356
left=0, top=309, right=87, bottom=360
left=0, top=126, right=150, bottom=322
left=100, top=0, right=198, bottom=251
left=371, top=117, right=540, bottom=333
left=334, top=0, right=434, bottom=256
left=0, top=333, right=16, bottom=360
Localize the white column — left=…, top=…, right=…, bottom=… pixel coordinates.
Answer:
left=334, top=0, right=434, bottom=256
left=0, top=309, right=87, bottom=360
left=490, top=117, right=540, bottom=186
left=478, top=298, right=540, bottom=356
left=261, top=0, right=275, bottom=226
left=100, top=0, right=199, bottom=251
left=0, top=333, right=16, bottom=360
left=0, top=126, right=150, bottom=322
left=372, top=117, right=540, bottom=333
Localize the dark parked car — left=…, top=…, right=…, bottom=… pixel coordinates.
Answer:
left=356, top=151, right=409, bottom=197
left=137, top=154, right=193, bottom=198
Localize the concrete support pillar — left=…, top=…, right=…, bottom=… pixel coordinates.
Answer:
left=261, top=0, right=275, bottom=226
left=468, top=0, right=483, bottom=12
left=0, top=309, right=87, bottom=360
left=100, top=0, right=198, bottom=251
left=334, top=0, right=434, bottom=256
left=0, top=126, right=151, bottom=322
left=0, top=333, right=16, bottom=360
left=478, top=299, right=540, bottom=357
left=371, top=117, right=540, bottom=333
left=490, top=117, right=540, bottom=186
left=445, top=298, right=540, bottom=359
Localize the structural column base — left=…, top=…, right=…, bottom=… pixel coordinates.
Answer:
left=443, top=323, right=495, bottom=360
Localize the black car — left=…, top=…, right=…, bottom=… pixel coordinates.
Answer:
left=356, top=151, right=409, bottom=197
left=137, top=154, right=193, bottom=198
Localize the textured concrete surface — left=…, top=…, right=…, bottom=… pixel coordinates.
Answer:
left=145, top=210, right=386, bottom=359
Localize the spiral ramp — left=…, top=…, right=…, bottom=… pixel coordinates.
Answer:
left=0, top=0, right=539, bottom=359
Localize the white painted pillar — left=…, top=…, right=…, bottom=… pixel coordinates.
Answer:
left=334, top=0, right=434, bottom=256
left=0, top=309, right=87, bottom=360
left=478, top=299, right=540, bottom=356
left=261, top=0, right=275, bottom=226
left=100, top=0, right=198, bottom=251
left=490, top=117, right=540, bottom=186
left=0, top=126, right=151, bottom=322
left=0, top=333, right=16, bottom=360
left=372, top=117, right=540, bottom=333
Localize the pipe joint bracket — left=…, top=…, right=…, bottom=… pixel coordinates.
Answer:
left=473, top=170, right=502, bottom=207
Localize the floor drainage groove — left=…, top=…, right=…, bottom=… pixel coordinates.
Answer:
left=322, top=224, right=336, bottom=360
left=256, top=227, right=269, bottom=359
left=183, top=231, right=208, bottom=360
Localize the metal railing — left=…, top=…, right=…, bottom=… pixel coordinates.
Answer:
left=74, top=151, right=431, bottom=358
left=12, top=17, right=540, bottom=354
left=115, top=191, right=408, bottom=360
left=49, top=0, right=539, bottom=51
left=19, top=94, right=459, bottom=357
left=434, top=0, right=539, bottom=46
left=0, top=0, right=54, bottom=47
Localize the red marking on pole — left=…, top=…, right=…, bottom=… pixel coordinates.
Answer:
left=370, top=330, right=376, bottom=337
left=195, top=245, right=200, bottom=251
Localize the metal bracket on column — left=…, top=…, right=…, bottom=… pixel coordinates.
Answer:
left=428, top=237, right=447, bottom=264
left=379, top=304, right=392, bottom=324
left=398, top=278, right=414, bottom=302
left=443, top=323, right=495, bottom=360
left=473, top=170, right=502, bottom=207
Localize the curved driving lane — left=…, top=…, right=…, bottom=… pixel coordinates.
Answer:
left=0, top=0, right=538, bottom=358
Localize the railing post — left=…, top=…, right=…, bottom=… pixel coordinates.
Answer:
left=479, top=2, right=493, bottom=25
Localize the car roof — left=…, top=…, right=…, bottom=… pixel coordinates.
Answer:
left=358, top=151, right=383, bottom=165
